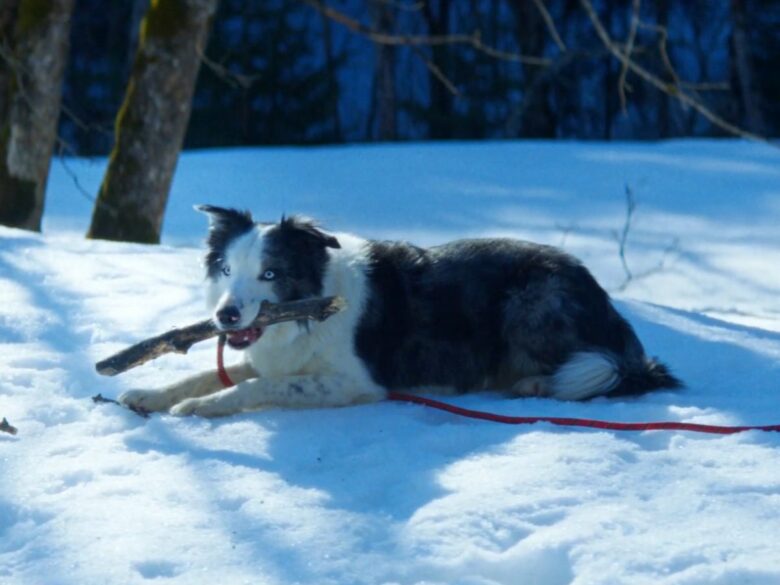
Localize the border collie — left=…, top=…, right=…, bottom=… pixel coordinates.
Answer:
left=119, top=206, right=680, bottom=417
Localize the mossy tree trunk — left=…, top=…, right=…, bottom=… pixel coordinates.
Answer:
left=0, top=0, right=75, bottom=232
left=87, top=0, right=218, bottom=244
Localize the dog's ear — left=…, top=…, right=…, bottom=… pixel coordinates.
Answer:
left=280, top=215, right=341, bottom=249
left=195, top=205, right=254, bottom=233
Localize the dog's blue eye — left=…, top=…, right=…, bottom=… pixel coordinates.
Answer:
left=260, top=269, right=276, bottom=281
left=221, top=265, right=231, bottom=277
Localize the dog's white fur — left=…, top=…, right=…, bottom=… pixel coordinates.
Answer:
left=120, top=228, right=384, bottom=417
left=510, top=352, right=620, bottom=400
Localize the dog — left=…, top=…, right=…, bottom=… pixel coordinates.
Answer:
left=119, top=206, right=681, bottom=417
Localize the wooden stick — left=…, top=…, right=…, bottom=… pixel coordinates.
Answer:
left=95, top=296, right=347, bottom=377
left=1, top=417, right=17, bottom=435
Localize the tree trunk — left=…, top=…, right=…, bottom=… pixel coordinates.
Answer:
left=729, top=0, right=765, bottom=135
left=422, top=0, right=453, bottom=139
left=0, top=0, right=19, bottom=121
left=508, top=0, right=556, bottom=138
left=87, top=0, right=218, bottom=244
left=0, top=0, right=75, bottom=232
left=320, top=10, right=342, bottom=141
left=372, top=2, right=396, bottom=141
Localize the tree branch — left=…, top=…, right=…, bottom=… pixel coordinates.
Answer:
left=531, top=0, right=567, bottom=52
left=410, top=45, right=459, bottom=96
left=614, top=184, right=636, bottom=286
left=198, top=48, right=260, bottom=90
left=300, top=0, right=550, bottom=66
left=612, top=185, right=680, bottom=292
left=618, top=0, right=641, bottom=113
left=579, top=0, right=767, bottom=143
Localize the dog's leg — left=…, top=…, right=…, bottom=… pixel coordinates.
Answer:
left=510, top=375, right=552, bottom=398
left=169, top=374, right=383, bottom=418
left=118, top=362, right=258, bottom=412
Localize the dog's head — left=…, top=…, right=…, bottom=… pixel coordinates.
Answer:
left=197, top=205, right=340, bottom=349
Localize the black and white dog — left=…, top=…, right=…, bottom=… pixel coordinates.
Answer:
left=120, top=206, right=680, bottom=417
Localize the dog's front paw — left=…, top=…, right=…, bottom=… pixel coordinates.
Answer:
left=119, top=389, right=176, bottom=413
left=169, top=397, right=233, bottom=418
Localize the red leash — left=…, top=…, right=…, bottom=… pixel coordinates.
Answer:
left=217, top=339, right=779, bottom=435
left=387, top=392, right=780, bottom=435
left=216, top=335, right=236, bottom=388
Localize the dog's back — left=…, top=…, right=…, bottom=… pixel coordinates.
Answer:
left=354, top=237, right=681, bottom=399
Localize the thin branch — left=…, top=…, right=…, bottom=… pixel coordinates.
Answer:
left=370, top=0, right=424, bottom=13
left=92, top=394, right=150, bottom=418
left=54, top=138, right=95, bottom=204
left=679, top=81, right=730, bottom=92
left=59, top=102, right=113, bottom=138
left=54, top=138, right=121, bottom=219
left=612, top=185, right=680, bottom=292
left=616, top=237, right=680, bottom=293
left=614, top=184, right=636, bottom=286
left=300, top=0, right=550, bottom=66
left=198, top=48, right=260, bottom=90
left=636, top=20, right=680, bottom=87
left=555, top=222, right=577, bottom=248
left=618, top=0, right=641, bottom=113
left=579, top=0, right=767, bottom=143
left=410, top=45, right=459, bottom=96
left=531, top=0, right=567, bottom=52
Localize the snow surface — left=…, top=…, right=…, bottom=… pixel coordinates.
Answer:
left=2, top=140, right=780, bottom=584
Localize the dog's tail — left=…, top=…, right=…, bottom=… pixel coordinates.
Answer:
left=609, top=356, right=683, bottom=397
left=549, top=352, right=682, bottom=401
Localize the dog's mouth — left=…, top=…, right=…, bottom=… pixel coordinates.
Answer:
left=225, top=326, right=265, bottom=350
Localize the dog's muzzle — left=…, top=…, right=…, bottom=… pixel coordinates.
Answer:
left=215, top=305, right=264, bottom=349
left=224, top=327, right=264, bottom=350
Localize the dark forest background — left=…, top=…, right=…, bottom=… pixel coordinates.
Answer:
left=61, top=0, right=780, bottom=157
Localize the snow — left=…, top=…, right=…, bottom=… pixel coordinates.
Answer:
left=2, top=139, right=780, bottom=584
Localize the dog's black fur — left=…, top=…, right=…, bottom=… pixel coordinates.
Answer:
left=355, top=237, right=681, bottom=396
left=198, top=204, right=254, bottom=279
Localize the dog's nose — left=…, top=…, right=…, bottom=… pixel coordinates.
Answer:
left=216, top=305, right=241, bottom=327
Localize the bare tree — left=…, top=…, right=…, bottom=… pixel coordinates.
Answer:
left=87, top=0, right=218, bottom=244
left=0, top=0, right=76, bottom=231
